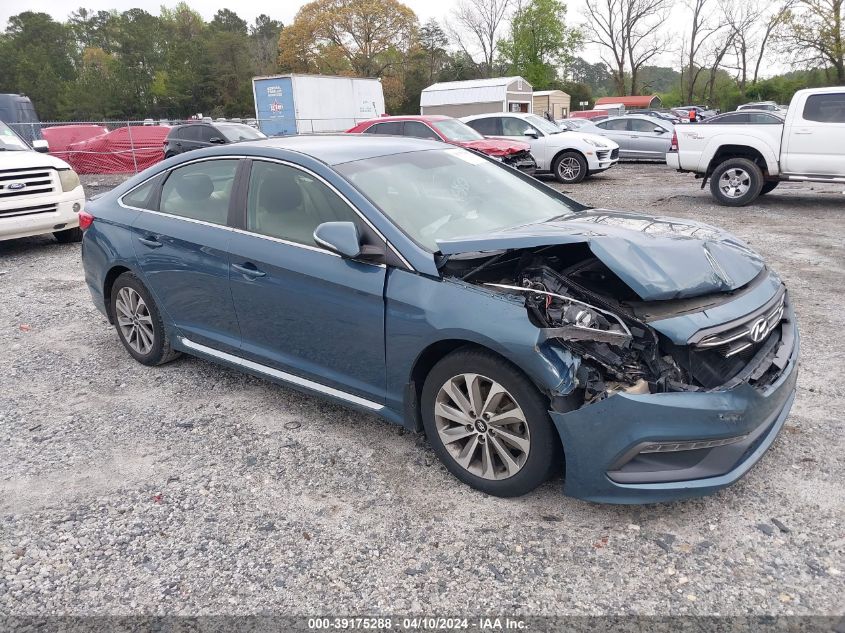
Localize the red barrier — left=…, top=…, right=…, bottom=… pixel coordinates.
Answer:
left=61, top=126, right=169, bottom=174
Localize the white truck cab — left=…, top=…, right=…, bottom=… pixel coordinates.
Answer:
left=0, top=121, right=85, bottom=242
left=668, top=86, right=845, bottom=205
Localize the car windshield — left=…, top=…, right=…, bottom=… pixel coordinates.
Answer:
left=217, top=124, right=266, bottom=142
left=523, top=114, right=562, bottom=134
left=431, top=119, right=484, bottom=142
left=336, top=147, right=577, bottom=252
left=0, top=122, right=29, bottom=151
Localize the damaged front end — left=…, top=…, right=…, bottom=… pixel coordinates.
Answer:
left=445, top=244, right=794, bottom=407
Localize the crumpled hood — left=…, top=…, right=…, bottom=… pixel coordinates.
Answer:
left=456, top=138, right=531, bottom=156
left=437, top=210, right=765, bottom=301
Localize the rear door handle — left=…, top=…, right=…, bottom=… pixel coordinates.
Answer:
left=794, top=130, right=813, bottom=135
left=232, top=262, right=266, bottom=278
left=137, top=236, right=163, bottom=248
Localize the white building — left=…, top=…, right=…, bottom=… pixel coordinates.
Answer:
left=420, top=77, right=533, bottom=117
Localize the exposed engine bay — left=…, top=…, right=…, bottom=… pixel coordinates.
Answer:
left=444, top=244, right=792, bottom=406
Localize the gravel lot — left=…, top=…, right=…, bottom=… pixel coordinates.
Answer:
left=1, top=164, right=843, bottom=617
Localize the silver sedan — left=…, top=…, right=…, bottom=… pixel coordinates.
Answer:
left=589, top=115, right=675, bottom=160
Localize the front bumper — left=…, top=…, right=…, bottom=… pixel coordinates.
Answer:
left=0, top=189, right=85, bottom=241
left=586, top=148, right=619, bottom=174
left=503, top=153, right=538, bottom=176
left=550, top=320, right=799, bottom=504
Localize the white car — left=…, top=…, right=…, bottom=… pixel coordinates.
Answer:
left=461, top=112, right=619, bottom=183
left=0, top=121, right=85, bottom=243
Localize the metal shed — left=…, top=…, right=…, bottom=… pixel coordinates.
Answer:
left=420, top=77, right=533, bottom=117
left=532, top=90, right=571, bottom=119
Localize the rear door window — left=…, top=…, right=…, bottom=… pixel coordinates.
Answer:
left=466, top=117, right=500, bottom=136
left=403, top=121, right=440, bottom=140
left=159, top=159, right=239, bottom=225
left=364, top=121, right=403, bottom=135
left=802, top=93, right=845, bottom=123
left=598, top=119, right=629, bottom=131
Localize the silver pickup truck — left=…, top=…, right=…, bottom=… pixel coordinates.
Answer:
left=667, top=86, right=845, bottom=206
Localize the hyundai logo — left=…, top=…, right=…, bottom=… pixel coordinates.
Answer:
left=749, top=317, right=770, bottom=343
left=7, top=182, right=26, bottom=191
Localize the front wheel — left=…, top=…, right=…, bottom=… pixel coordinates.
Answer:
left=421, top=349, right=562, bottom=497
left=552, top=151, right=588, bottom=184
left=710, top=158, right=764, bottom=206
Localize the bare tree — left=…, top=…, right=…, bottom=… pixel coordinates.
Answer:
left=683, top=0, right=726, bottom=102
left=583, top=0, right=627, bottom=94
left=583, top=0, right=669, bottom=95
left=448, top=0, right=512, bottom=77
left=721, top=0, right=792, bottom=95
left=780, top=0, right=843, bottom=83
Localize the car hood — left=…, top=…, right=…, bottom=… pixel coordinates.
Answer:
left=436, top=210, right=765, bottom=301
left=1, top=149, right=72, bottom=171
left=456, top=138, right=530, bottom=156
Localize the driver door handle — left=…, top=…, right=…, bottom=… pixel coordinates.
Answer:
left=232, top=262, right=266, bottom=278
left=137, top=236, right=162, bottom=248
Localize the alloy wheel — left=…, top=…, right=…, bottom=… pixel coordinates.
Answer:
left=434, top=373, right=530, bottom=480
left=115, top=287, right=155, bottom=355
left=719, top=167, right=751, bottom=198
left=558, top=157, right=582, bottom=181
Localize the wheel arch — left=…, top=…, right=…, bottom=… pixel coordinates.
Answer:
left=405, top=339, right=555, bottom=434
left=102, top=265, right=132, bottom=323
left=550, top=146, right=588, bottom=171
left=703, top=142, right=778, bottom=178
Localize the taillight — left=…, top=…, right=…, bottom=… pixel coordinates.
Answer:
left=669, top=130, right=678, bottom=152
left=78, top=210, right=95, bottom=231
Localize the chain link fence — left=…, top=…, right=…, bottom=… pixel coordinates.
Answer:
left=8, top=117, right=377, bottom=176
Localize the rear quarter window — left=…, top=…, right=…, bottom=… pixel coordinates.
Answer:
left=803, top=93, right=845, bottom=123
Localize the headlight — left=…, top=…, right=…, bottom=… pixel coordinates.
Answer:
left=583, top=138, right=606, bottom=148
left=58, top=169, right=81, bottom=192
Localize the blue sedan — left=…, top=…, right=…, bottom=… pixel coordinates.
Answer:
left=80, top=136, right=798, bottom=502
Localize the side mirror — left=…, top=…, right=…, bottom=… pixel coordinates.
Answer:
left=654, top=127, right=666, bottom=134
left=523, top=128, right=539, bottom=138
left=32, top=139, right=49, bottom=153
left=209, top=136, right=226, bottom=144
left=314, top=221, right=363, bottom=258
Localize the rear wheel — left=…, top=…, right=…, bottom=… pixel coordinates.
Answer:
left=110, top=272, right=180, bottom=366
left=552, top=151, right=588, bottom=184
left=421, top=349, right=562, bottom=497
left=54, top=227, right=82, bottom=243
left=710, top=158, right=764, bottom=206
left=760, top=181, right=779, bottom=195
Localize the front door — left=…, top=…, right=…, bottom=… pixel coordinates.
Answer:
left=130, top=158, right=241, bottom=351
left=626, top=118, right=671, bottom=159
left=227, top=159, right=387, bottom=403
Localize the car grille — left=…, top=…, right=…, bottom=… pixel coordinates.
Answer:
left=502, top=150, right=537, bottom=172
left=0, top=202, right=59, bottom=218
left=597, top=149, right=610, bottom=160
left=0, top=168, right=57, bottom=198
left=694, top=291, right=786, bottom=357
left=662, top=288, right=792, bottom=389
left=610, top=148, right=619, bottom=160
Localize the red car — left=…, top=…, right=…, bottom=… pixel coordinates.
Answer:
left=346, top=115, right=536, bottom=174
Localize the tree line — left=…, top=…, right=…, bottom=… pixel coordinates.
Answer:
left=0, top=0, right=841, bottom=121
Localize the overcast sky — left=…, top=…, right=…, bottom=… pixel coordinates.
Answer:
left=0, top=0, right=733, bottom=73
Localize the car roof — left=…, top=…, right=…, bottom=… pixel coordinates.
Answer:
left=237, top=134, right=447, bottom=165
left=357, top=115, right=451, bottom=125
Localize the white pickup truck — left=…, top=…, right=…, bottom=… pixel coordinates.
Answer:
left=667, top=86, right=845, bottom=206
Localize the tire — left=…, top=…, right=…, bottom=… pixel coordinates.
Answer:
left=164, top=152, right=176, bottom=159
left=110, top=272, right=180, bottom=366
left=54, top=227, right=83, bottom=243
left=552, top=151, right=588, bottom=184
left=760, top=181, right=779, bottom=196
left=421, top=348, right=562, bottom=497
left=709, top=158, right=764, bottom=206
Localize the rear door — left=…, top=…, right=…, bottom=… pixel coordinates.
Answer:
left=782, top=91, right=845, bottom=176
left=129, top=157, right=242, bottom=352
left=626, top=118, right=671, bottom=159
left=227, top=158, right=388, bottom=403
left=178, top=125, right=204, bottom=153
left=594, top=119, right=631, bottom=155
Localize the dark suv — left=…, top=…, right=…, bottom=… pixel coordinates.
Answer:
left=163, top=122, right=265, bottom=158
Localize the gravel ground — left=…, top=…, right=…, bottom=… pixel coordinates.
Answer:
left=1, top=164, right=843, bottom=617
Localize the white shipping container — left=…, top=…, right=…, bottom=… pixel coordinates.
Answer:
left=252, top=74, right=385, bottom=136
